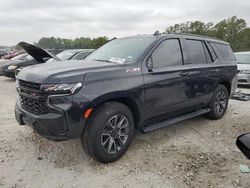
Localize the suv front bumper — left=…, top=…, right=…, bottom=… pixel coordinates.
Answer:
left=15, top=93, right=89, bottom=140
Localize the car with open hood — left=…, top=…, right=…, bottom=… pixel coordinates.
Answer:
left=15, top=33, right=237, bottom=163
left=234, top=51, right=250, bottom=86
left=2, top=42, right=94, bottom=79
left=0, top=53, right=31, bottom=76
left=1, top=42, right=61, bottom=78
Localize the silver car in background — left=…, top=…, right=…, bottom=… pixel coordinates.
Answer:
left=234, top=52, right=250, bottom=86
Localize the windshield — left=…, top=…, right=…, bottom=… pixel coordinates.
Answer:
left=46, top=50, right=78, bottom=63
left=86, top=37, right=156, bottom=63
left=235, top=53, right=250, bottom=64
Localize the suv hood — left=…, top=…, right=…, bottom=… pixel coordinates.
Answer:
left=237, top=63, right=250, bottom=71
left=18, top=42, right=60, bottom=63
left=16, top=60, right=119, bottom=84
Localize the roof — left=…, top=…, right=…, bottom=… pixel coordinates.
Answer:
left=120, top=33, right=228, bottom=45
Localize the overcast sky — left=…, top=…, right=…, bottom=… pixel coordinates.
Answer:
left=0, top=0, right=250, bottom=46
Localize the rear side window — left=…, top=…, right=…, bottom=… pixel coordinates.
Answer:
left=203, top=43, right=213, bottom=63
left=214, top=43, right=235, bottom=61
left=186, top=40, right=207, bottom=64
left=152, top=39, right=183, bottom=68
left=206, top=42, right=217, bottom=61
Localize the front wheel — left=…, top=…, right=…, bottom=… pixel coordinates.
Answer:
left=81, top=102, right=134, bottom=163
left=206, top=84, right=229, bottom=120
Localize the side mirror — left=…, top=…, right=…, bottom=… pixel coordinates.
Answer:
left=146, top=56, right=153, bottom=72
left=236, top=133, right=250, bottom=160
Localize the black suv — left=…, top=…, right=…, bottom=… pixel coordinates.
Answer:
left=15, top=33, right=237, bottom=163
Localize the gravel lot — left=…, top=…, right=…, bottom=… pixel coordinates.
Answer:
left=0, top=76, right=250, bottom=188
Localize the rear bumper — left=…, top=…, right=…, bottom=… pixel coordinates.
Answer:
left=238, top=73, right=250, bottom=85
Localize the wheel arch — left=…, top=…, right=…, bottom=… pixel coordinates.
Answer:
left=86, top=91, right=144, bottom=129
left=218, top=81, right=231, bottom=95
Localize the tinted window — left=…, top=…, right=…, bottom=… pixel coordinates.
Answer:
left=186, top=40, right=207, bottom=64
left=203, top=43, right=213, bottom=63
left=152, top=39, right=183, bottom=68
left=214, top=43, right=235, bottom=61
left=73, top=52, right=92, bottom=60
left=207, top=42, right=217, bottom=61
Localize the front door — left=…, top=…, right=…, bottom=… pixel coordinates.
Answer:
left=143, top=38, right=192, bottom=120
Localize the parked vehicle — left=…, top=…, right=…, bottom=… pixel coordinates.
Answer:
left=15, top=33, right=237, bottom=163
left=0, top=50, right=8, bottom=59
left=4, top=50, right=22, bottom=60
left=234, top=51, right=250, bottom=85
left=0, top=53, right=31, bottom=76
left=2, top=42, right=94, bottom=79
left=1, top=42, right=62, bottom=79
left=46, top=49, right=94, bottom=63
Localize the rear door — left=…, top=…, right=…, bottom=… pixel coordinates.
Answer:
left=143, top=38, right=193, bottom=120
left=182, top=39, right=219, bottom=107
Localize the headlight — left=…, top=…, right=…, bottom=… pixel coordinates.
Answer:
left=41, top=83, right=83, bottom=95
left=240, top=70, right=250, bottom=74
left=8, top=65, right=17, bottom=70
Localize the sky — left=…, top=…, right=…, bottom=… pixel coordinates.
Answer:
left=0, top=0, right=250, bottom=46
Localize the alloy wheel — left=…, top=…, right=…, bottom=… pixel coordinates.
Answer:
left=101, top=114, right=130, bottom=154
left=214, top=90, right=227, bottom=115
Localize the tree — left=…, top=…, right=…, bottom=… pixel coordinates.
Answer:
left=212, top=16, right=247, bottom=50
left=166, top=21, right=213, bottom=35
left=165, top=16, right=250, bottom=52
left=34, top=36, right=109, bottom=49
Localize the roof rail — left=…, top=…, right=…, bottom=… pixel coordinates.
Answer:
left=170, top=33, right=224, bottom=42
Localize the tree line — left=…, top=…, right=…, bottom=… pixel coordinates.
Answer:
left=165, top=16, right=250, bottom=52
left=31, top=16, right=250, bottom=52
left=34, top=36, right=109, bottom=49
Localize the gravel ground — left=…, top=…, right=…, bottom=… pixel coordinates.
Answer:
left=0, top=76, right=250, bottom=188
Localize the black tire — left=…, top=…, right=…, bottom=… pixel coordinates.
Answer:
left=81, top=102, right=135, bottom=163
left=206, top=84, right=229, bottom=120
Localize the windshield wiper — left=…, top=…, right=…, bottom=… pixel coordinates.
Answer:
left=93, top=59, right=115, bottom=63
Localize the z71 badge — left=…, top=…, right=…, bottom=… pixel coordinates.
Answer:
left=126, top=68, right=140, bottom=73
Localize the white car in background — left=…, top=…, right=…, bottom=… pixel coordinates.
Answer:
left=234, top=51, right=250, bottom=86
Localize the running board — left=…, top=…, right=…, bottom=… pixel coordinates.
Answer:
left=142, top=108, right=210, bottom=133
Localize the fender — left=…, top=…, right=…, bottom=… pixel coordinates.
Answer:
left=86, top=90, right=145, bottom=129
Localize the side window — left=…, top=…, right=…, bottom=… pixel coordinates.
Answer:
left=186, top=39, right=207, bottom=64
left=203, top=43, right=213, bottom=63
left=213, top=43, right=235, bottom=61
left=73, top=52, right=91, bottom=60
left=152, top=39, right=183, bottom=68
left=206, top=42, right=217, bottom=61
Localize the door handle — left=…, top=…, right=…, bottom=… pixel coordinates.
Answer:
left=210, top=69, right=220, bottom=73
left=179, top=72, right=189, bottom=76
left=180, top=71, right=200, bottom=76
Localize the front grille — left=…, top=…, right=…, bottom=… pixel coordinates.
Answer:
left=20, top=95, right=49, bottom=115
left=19, top=80, right=41, bottom=90
left=238, top=79, right=248, bottom=83
left=18, top=80, right=49, bottom=115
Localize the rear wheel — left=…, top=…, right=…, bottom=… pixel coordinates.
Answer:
left=206, top=84, right=229, bottom=120
left=81, top=102, right=134, bottom=163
